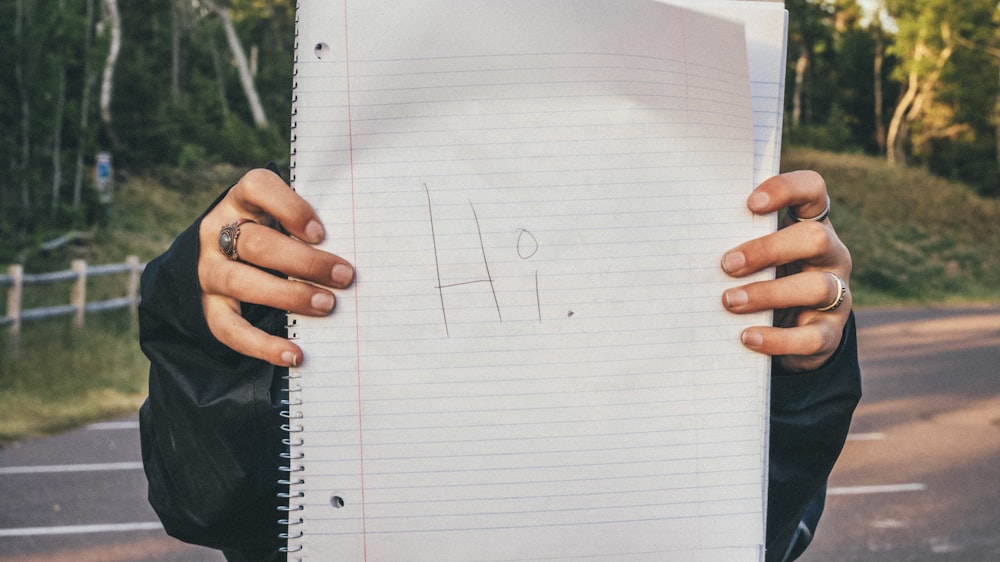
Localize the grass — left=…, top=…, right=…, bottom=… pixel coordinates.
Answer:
left=0, top=164, right=242, bottom=445
left=0, top=313, right=149, bottom=443
left=781, top=147, right=1000, bottom=306
left=1, top=150, right=998, bottom=444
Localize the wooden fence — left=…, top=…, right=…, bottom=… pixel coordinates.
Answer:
left=0, top=257, right=145, bottom=342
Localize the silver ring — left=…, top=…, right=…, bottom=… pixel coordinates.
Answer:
left=816, top=271, right=847, bottom=312
left=788, top=194, right=831, bottom=222
left=218, top=219, right=256, bottom=261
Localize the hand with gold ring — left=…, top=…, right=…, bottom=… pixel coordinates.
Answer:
left=720, top=170, right=853, bottom=372
left=197, top=168, right=354, bottom=367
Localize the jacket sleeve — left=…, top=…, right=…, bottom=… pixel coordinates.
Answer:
left=765, top=312, right=862, bottom=560
left=138, top=191, right=288, bottom=552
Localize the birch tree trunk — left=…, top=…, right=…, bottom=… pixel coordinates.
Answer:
left=99, top=0, right=121, bottom=143
left=792, top=44, right=809, bottom=128
left=886, top=25, right=954, bottom=167
left=210, top=3, right=268, bottom=128
left=873, top=15, right=886, bottom=154
left=886, top=66, right=919, bottom=167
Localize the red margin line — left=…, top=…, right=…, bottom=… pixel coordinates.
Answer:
left=342, top=1, right=368, bottom=558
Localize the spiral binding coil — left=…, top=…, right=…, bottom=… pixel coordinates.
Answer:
left=279, top=321, right=306, bottom=558
left=279, top=7, right=305, bottom=554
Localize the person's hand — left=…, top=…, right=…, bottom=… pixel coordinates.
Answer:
left=197, top=168, right=354, bottom=367
left=720, top=170, right=852, bottom=372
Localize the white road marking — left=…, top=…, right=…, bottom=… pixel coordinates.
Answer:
left=0, top=522, right=162, bottom=538
left=846, top=432, right=885, bottom=441
left=0, top=462, right=143, bottom=475
left=828, top=483, right=926, bottom=495
left=86, top=421, right=140, bottom=430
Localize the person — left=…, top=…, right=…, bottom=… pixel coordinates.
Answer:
left=138, top=166, right=861, bottom=562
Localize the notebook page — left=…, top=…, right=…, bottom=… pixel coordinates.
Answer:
left=287, top=1, right=771, bottom=559
left=658, top=0, right=789, bottom=538
left=658, top=0, right=788, bottom=185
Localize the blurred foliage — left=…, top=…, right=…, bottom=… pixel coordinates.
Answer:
left=783, top=147, right=1000, bottom=305
left=0, top=0, right=294, bottom=263
left=0, top=311, right=148, bottom=444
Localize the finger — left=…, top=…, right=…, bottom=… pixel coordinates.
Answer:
left=203, top=260, right=338, bottom=317
left=232, top=222, right=354, bottom=289
left=747, top=170, right=828, bottom=222
left=739, top=320, right=843, bottom=372
left=723, top=270, right=849, bottom=314
left=227, top=168, right=327, bottom=244
left=203, top=296, right=303, bottom=367
left=722, top=220, right=847, bottom=278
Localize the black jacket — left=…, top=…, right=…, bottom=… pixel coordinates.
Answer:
left=139, top=195, right=861, bottom=561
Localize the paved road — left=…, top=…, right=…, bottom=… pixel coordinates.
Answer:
left=0, top=418, right=222, bottom=562
left=802, top=306, right=1000, bottom=561
left=0, top=306, right=996, bottom=561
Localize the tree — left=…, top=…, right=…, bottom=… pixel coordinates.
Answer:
left=949, top=7, right=1000, bottom=197
left=831, top=0, right=887, bottom=152
left=884, top=13, right=952, bottom=165
left=880, top=0, right=1000, bottom=192
left=871, top=2, right=888, bottom=154
left=13, top=0, right=33, bottom=214
left=0, top=0, right=299, bottom=258
left=200, top=0, right=269, bottom=128
left=883, top=0, right=994, bottom=167
left=72, top=0, right=99, bottom=209
left=786, top=0, right=835, bottom=128
left=784, top=0, right=882, bottom=153
left=99, top=0, right=121, bottom=146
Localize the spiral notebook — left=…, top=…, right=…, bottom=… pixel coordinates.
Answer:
left=283, top=1, right=787, bottom=560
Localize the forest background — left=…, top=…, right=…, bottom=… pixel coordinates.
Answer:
left=2, top=0, right=1000, bottom=259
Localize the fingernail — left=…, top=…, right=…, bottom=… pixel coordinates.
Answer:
left=305, top=220, right=325, bottom=243
left=747, top=191, right=770, bottom=212
left=332, top=263, right=354, bottom=286
left=741, top=329, right=763, bottom=348
left=724, top=289, right=748, bottom=309
left=721, top=251, right=746, bottom=274
left=311, top=292, right=335, bottom=312
left=281, top=351, right=299, bottom=367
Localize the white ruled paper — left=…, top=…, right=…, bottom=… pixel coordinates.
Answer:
left=286, top=1, right=785, bottom=560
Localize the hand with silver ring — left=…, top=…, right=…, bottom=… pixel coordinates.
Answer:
left=720, top=170, right=852, bottom=373
left=198, top=168, right=355, bottom=367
